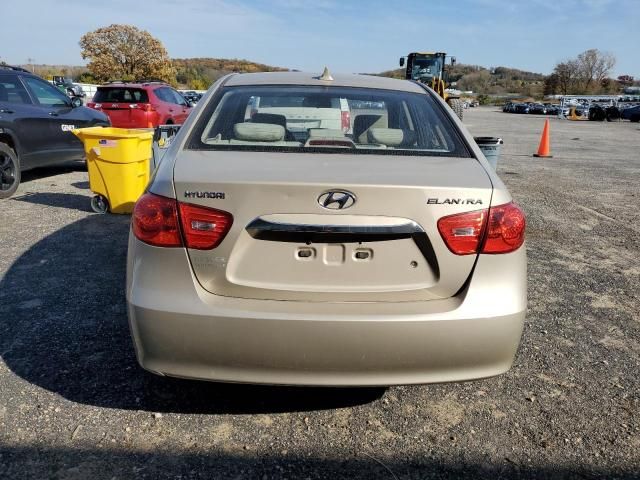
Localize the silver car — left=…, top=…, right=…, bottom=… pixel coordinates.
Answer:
left=126, top=71, right=526, bottom=386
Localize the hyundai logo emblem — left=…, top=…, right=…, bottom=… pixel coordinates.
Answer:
left=317, top=190, right=356, bottom=210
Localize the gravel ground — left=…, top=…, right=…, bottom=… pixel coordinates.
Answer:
left=0, top=108, right=639, bottom=479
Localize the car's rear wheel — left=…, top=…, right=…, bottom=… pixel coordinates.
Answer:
left=0, top=143, right=20, bottom=200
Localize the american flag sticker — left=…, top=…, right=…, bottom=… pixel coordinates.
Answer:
left=98, top=139, right=118, bottom=147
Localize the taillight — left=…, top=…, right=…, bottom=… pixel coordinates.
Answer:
left=437, top=209, right=487, bottom=255
left=437, top=202, right=525, bottom=255
left=87, top=102, right=100, bottom=109
left=133, top=194, right=234, bottom=250
left=132, top=193, right=181, bottom=247
left=341, top=110, right=351, bottom=133
left=140, top=103, right=156, bottom=112
left=178, top=203, right=233, bottom=250
left=481, top=202, right=526, bottom=254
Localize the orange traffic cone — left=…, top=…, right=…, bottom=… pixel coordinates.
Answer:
left=533, top=119, right=553, bottom=158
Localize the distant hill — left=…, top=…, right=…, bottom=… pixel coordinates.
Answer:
left=375, top=64, right=546, bottom=97
left=15, top=58, right=289, bottom=89
left=17, top=58, right=545, bottom=97
left=173, top=58, right=288, bottom=89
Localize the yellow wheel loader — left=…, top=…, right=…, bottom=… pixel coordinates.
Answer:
left=400, top=52, right=464, bottom=120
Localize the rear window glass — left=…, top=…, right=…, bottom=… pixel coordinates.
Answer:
left=187, top=85, right=469, bottom=157
left=94, top=87, right=148, bottom=103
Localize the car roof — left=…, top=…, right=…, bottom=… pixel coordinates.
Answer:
left=0, top=65, right=37, bottom=76
left=224, top=71, right=425, bottom=93
left=98, top=82, right=167, bottom=88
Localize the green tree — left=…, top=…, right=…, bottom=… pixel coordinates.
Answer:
left=79, top=25, right=175, bottom=83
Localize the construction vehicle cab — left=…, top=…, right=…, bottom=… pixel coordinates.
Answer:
left=400, top=52, right=463, bottom=120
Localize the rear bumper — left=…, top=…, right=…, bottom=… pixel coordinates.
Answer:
left=126, top=234, right=527, bottom=386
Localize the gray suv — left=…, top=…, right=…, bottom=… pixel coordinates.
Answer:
left=0, top=66, right=109, bottom=198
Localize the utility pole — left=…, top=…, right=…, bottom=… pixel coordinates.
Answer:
left=27, top=57, right=35, bottom=72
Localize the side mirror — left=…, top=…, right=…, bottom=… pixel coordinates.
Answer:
left=71, top=97, right=83, bottom=108
left=399, top=57, right=405, bottom=67
left=451, top=57, right=457, bottom=66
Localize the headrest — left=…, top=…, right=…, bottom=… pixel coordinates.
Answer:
left=252, top=113, right=287, bottom=128
left=234, top=123, right=285, bottom=142
left=367, top=128, right=415, bottom=147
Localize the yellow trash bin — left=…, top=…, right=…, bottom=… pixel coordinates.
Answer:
left=73, top=127, right=154, bottom=214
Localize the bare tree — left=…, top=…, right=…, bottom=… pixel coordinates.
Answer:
left=553, top=60, right=580, bottom=95
left=576, top=49, right=616, bottom=92
left=549, top=50, right=616, bottom=95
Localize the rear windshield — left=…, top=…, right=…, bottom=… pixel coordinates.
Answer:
left=94, top=87, right=149, bottom=103
left=187, top=85, right=470, bottom=157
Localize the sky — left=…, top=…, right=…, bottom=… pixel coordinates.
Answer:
left=1, top=0, right=638, bottom=77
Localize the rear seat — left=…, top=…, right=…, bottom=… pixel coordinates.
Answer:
left=204, top=122, right=301, bottom=146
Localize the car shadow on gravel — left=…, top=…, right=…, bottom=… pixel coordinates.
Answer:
left=19, top=163, right=86, bottom=183
left=0, top=213, right=384, bottom=414
left=11, top=192, right=92, bottom=211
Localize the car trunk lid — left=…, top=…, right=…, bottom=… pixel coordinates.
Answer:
left=172, top=150, right=492, bottom=302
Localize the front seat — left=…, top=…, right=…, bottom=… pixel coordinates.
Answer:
left=352, top=114, right=388, bottom=144
left=0, top=84, right=8, bottom=102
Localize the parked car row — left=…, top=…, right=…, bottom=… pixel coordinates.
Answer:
left=563, top=103, right=640, bottom=122
left=502, top=102, right=561, bottom=115
left=502, top=101, right=640, bottom=122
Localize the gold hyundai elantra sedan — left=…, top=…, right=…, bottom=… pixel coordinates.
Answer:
left=126, top=70, right=526, bottom=386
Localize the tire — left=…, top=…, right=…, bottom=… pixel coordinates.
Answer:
left=0, top=143, right=20, bottom=200
left=448, top=98, right=464, bottom=121
left=90, top=194, right=109, bottom=214
left=589, top=107, right=605, bottom=121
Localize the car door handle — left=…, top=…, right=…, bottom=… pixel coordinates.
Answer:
left=0, top=109, right=14, bottom=114
left=48, top=112, right=59, bottom=117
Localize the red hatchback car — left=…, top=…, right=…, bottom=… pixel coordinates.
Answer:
left=87, top=81, right=193, bottom=128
